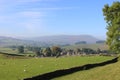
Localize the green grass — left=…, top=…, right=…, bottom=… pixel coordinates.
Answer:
left=0, top=47, right=35, bottom=57
left=64, top=43, right=108, bottom=50
left=53, top=57, right=120, bottom=80
left=0, top=54, right=114, bottom=80
left=0, top=47, right=18, bottom=54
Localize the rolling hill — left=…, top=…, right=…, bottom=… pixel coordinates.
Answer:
left=26, top=35, right=100, bottom=45
left=0, top=35, right=104, bottom=47
left=0, top=36, right=47, bottom=47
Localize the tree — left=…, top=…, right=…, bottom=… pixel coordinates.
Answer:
left=43, top=47, right=52, bottom=57
left=75, top=41, right=87, bottom=45
left=26, top=46, right=33, bottom=51
left=96, top=40, right=105, bottom=44
left=103, top=1, right=120, bottom=54
left=96, top=48, right=101, bottom=54
left=33, top=47, right=41, bottom=56
left=75, top=48, right=81, bottom=54
left=18, top=46, right=24, bottom=53
left=82, top=48, right=95, bottom=54
left=51, top=46, right=62, bottom=56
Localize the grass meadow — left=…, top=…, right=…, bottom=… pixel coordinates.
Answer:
left=64, top=43, right=108, bottom=50
left=0, top=47, right=17, bottom=54
left=53, top=57, right=120, bottom=80
left=0, top=54, right=114, bottom=80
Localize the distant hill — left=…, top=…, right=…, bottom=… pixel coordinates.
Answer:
left=0, top=35, right=103, bottom=47
left=26, top=35, right=100, bottom=45
left=0, top=36, right=22, bottom=46
left=0, top=36, right=48, bottom=47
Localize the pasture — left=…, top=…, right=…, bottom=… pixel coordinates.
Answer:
left=64, top=43, right=108, bottom=50
left=0, top=54, right=114, bottom=80
left=0, top=47, right=17, bottom=54
left=54, top=57, right=120, bottom=80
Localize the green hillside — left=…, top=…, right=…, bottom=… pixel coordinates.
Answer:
left=54, top=57, right=120, bottom=80
left=63, top=43, right=108, bottom=50
left=0, top=54, right=113, bottom=80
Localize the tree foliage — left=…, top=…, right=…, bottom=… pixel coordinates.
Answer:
left=96, top=40, right=105, bottom=44
left=103, top=1, right=120, bottom=53
left=51, top=46, right=62, bottom=56
left=75, top=41, right=87, bottom=45
left=43, top=47, right=52, bottom=57
left=33, top=47, right=41, bottom=56
left=18, top=46, right=24, bottom=53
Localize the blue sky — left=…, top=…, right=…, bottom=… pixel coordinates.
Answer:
left=0, top=0, right=117, bottom=39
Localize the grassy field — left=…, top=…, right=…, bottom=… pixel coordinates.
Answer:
left=64, top=43, right=108, bottom=50
left=0, top=54, right=114, bottom=80
left=0, top=47, right=34, bottom=57
left=0, top=47, right=18, bottom=54
left=53, top=57, right=120, bottom=80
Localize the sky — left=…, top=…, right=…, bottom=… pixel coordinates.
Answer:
left=0, top=0, right=118, bottom=39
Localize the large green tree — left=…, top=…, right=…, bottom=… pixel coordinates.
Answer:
left=103, top=1, right=120, bottom=54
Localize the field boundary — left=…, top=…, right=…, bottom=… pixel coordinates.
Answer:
left=24, top=57, right=118, bottom=80
left=0, top=52, right=24, bottom=56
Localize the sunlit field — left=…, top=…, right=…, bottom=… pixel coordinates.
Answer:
left=64, top=43, right=108, bottom=50
left=0, top=54, right=114, bottom=80
left=54, top=57, right=120, bottom=80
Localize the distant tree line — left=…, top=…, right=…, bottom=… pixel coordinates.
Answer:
left=18, top=46, right=24, bottom=53
left=96, top=40, right=105, bottom=44
left=15, top=45, right=112, bottom=57
left=75, top=41, right=87, bottom=45
left=74, top=40, right=106, bottom=45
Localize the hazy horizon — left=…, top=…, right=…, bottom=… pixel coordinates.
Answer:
left=0, top=0, right=114, bottom=39
left=0, top=34, right=106, bottom=40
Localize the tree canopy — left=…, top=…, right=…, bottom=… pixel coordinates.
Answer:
left=18, top=46, right=24, bottom=53
left=51, top=46, right=62, bottom=56
left=103, top=1, right=120, bottom=53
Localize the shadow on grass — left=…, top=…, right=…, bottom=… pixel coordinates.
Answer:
left=24, top=57, right=118, bottom=80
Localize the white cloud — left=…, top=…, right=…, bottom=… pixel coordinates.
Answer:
left=16, top=0, right=58, bottom=3
left=18, top=11, right=46, bottom=19
left=16, top=0, right=41, bottom=3
left=0, top=0, right=59, bottom=5
left=53, top=7, right=79, bottom=10
left=0, top=11, right=45, bottom=32
left=20, top=19, right=44, bottom=31
left=0, top=0, right=79, bottom=37
left=0, top=0, right=59, bottom=12
left=15, top=11, right=45, bottom=31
